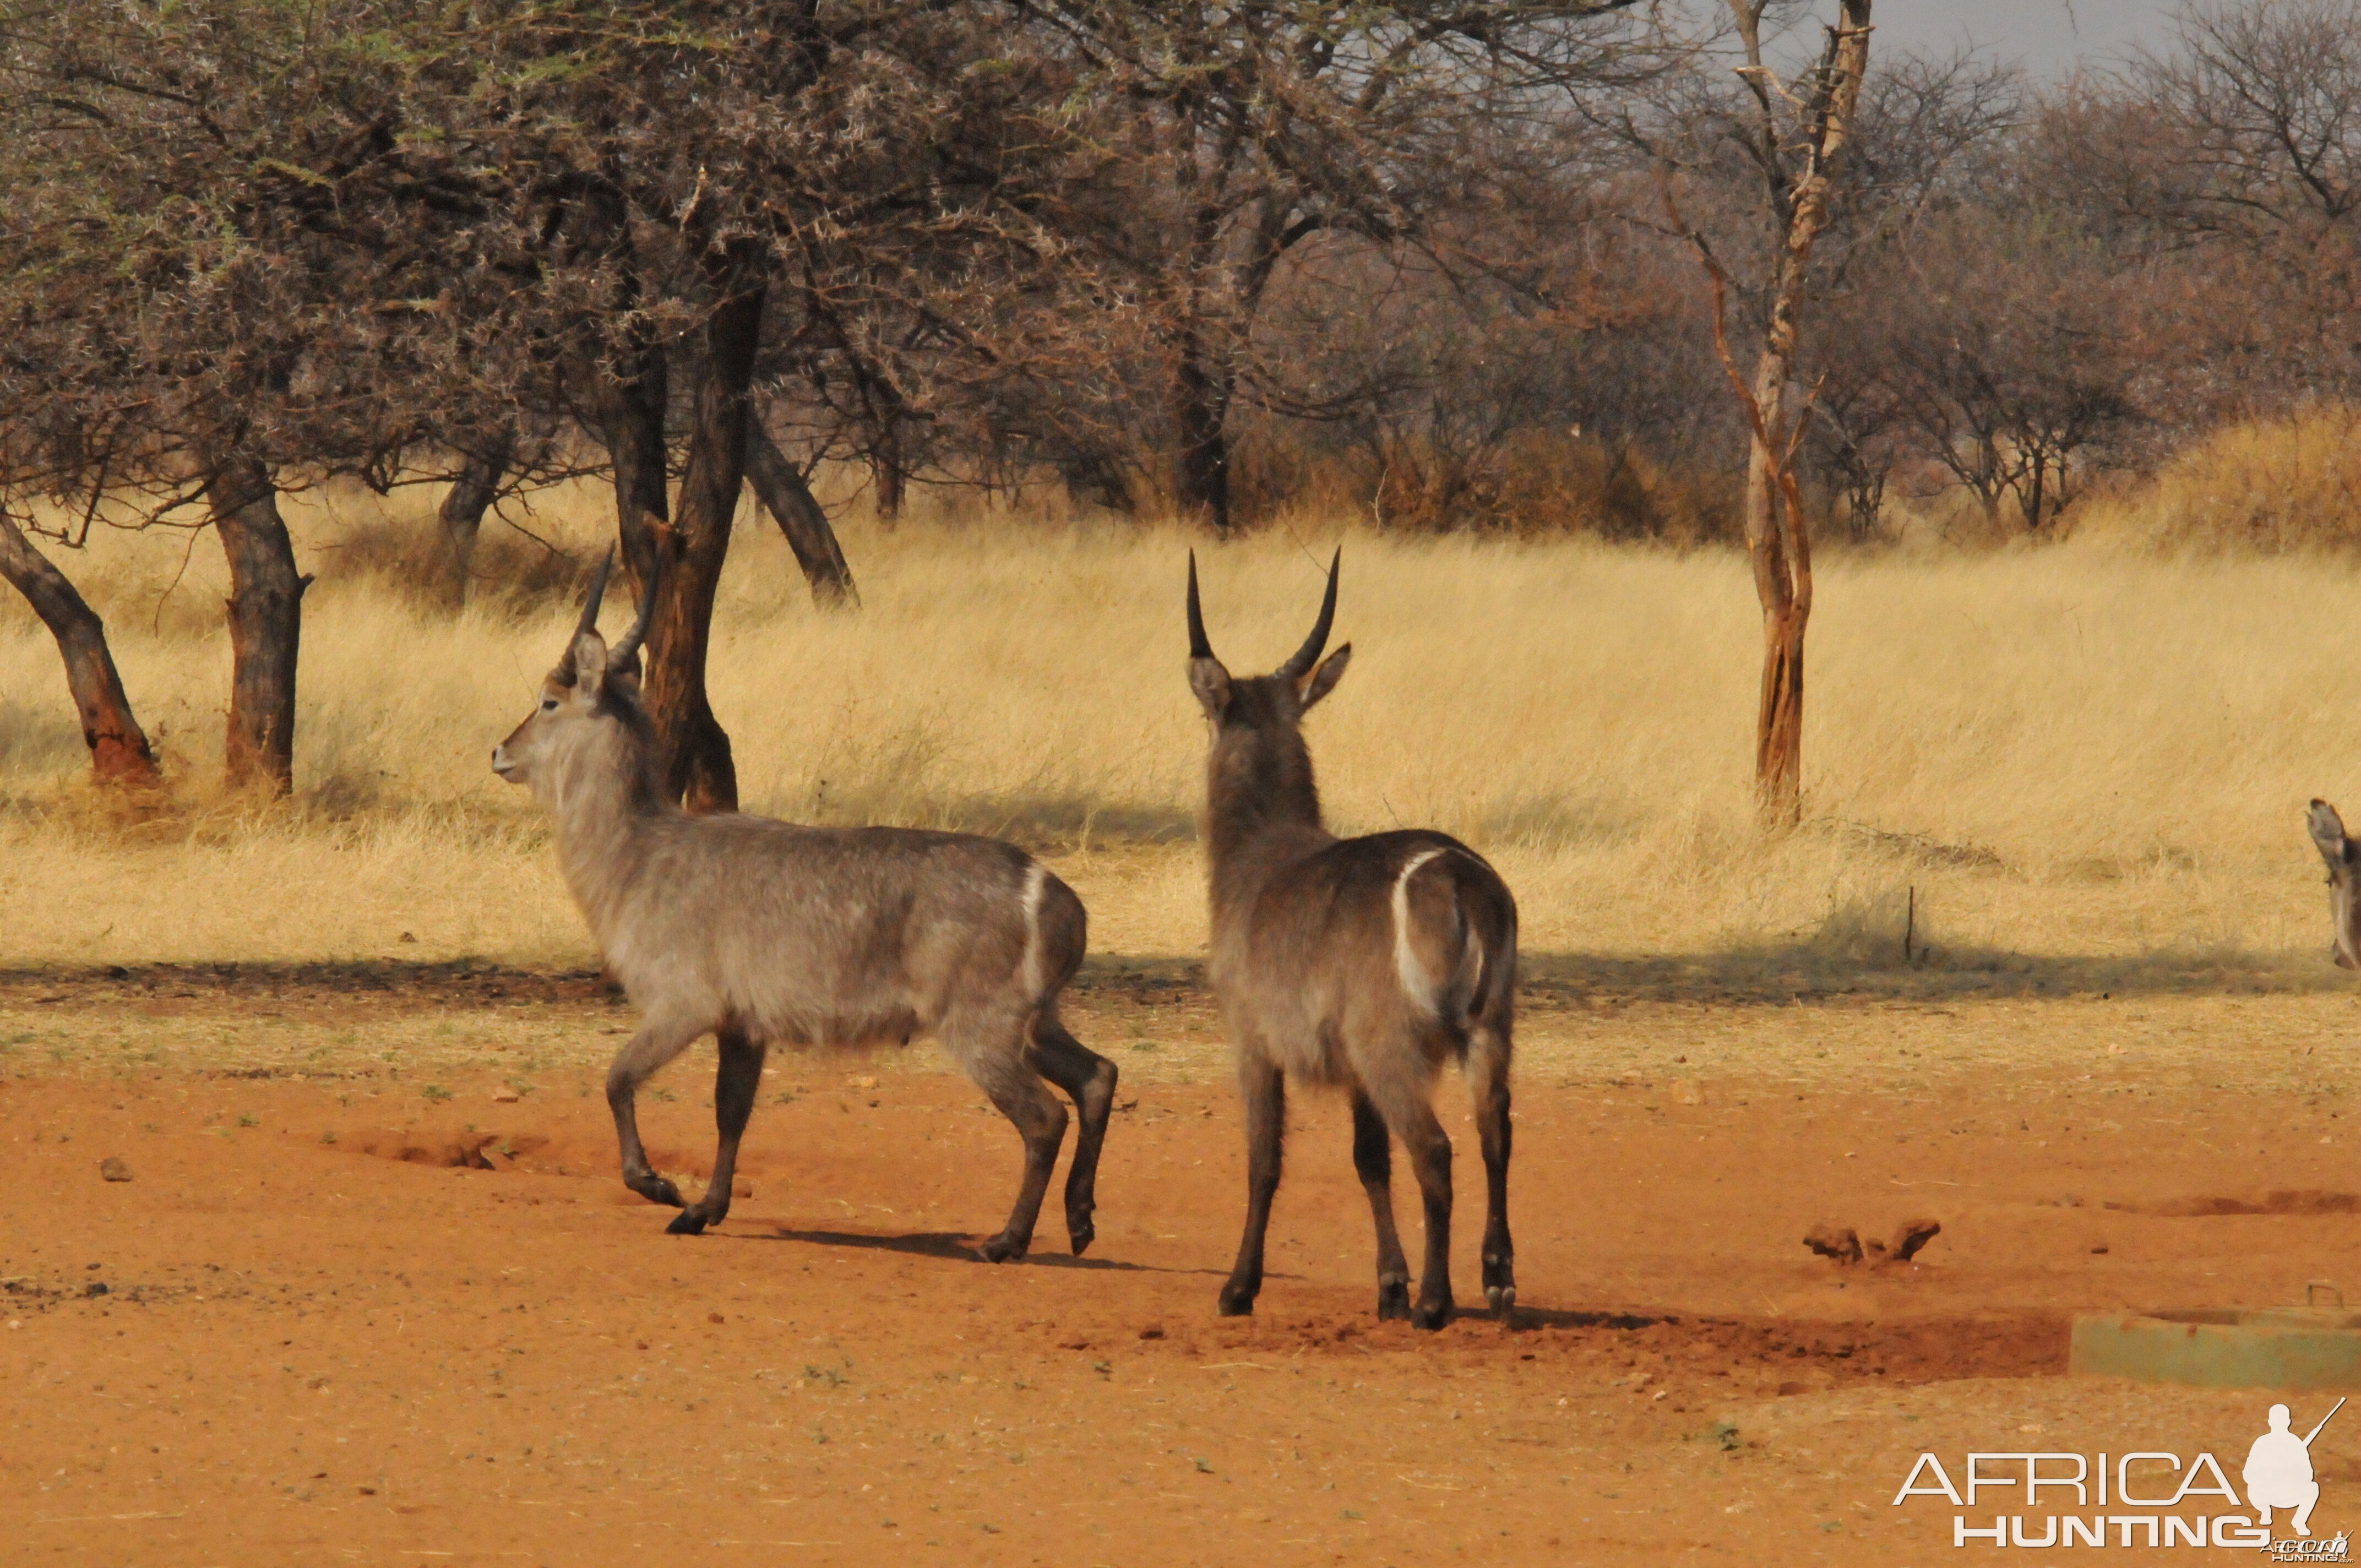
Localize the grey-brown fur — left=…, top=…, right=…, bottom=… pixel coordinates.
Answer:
left=492, top=556, right=1116, bottom=1259
left=1186, top=551, right=1519, bottom=1329
left=2311, top=799, right=2361, bottom=970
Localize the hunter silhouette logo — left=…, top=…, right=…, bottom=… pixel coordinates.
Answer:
left=1890, top=1398, right=2351, bottom=1553
left=2248, top=1399, right=2338, bottom=1539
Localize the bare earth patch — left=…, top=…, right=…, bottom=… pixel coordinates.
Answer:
left=5, top=969, right=2360, bottom=1562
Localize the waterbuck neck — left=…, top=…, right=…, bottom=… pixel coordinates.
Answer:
left=538, top=708, right=672, bottom=948
left=1202, top=718, right=1331, bottom=911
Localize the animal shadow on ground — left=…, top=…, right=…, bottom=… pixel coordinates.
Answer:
left=751, top=1227, right=1192, bottom=1272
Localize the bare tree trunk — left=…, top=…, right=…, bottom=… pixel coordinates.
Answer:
left=437, top=445, right=506, bottom=606
left=1172, top=331, right=1233, bottom=535
left=871, top=415, right=907, bottom=523
left=1730, top=351, right=1816, bottom=825
left=599, top=314, right=672, bottom=600
left=743, top=422, right=857, bottom=608
left=1757, top=597, right=1807, bottom=814
left=1698, top=0, right=1871, bottom=828
left=641, top=238, right=766, bottom=814
left=206, top=453, right=308, bottom=796
left=0, top=513, right=159, bottom=786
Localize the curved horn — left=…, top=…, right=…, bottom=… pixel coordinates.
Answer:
left=1187, top=550, right=1215, bottom=661
left=555, top=548, right=616, bottom=682
left=607, top=549, right=660, bottom=674
left=1275, top=548, right=1340, bottom=681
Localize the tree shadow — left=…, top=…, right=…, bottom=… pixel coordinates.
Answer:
left=0, top=939, right=2344, bottom=1012
left=1516, top=947, right=2348, bottom=1007
left=1069, top=946, right=2351, bottom=1009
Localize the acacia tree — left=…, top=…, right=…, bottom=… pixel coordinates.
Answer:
left=0, top=0, right=536, bottom=793
left=2033, top=0, right=2361, bottom=412
left=1004, top=1, right=1659, bottom=533
left=1661, top=0, right=1871, bottom=826
left=466, top=2, right=1096, bottom=808
left=1870, top=208, right=2141, bottom=530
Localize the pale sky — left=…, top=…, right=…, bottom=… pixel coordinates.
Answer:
left=1869, top=0, right=2188, bottom=73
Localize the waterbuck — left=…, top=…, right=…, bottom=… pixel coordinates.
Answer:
left=2310, top=799, right=2361, bottom=968
left=492, top=555, right=1117, bottom=1259
left=1186, top=551, right=1519, bottom=1329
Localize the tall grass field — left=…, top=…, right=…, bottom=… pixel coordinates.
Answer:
left=2, top=471, right=2357, bottom=986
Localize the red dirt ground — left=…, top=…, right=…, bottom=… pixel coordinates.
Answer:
left=7, top=974, right=2361, bottom=1564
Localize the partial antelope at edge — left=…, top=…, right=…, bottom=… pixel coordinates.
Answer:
left=489, top=552, right=1117, bottom=1261
left=1186, top=549, right=1521, bottom=1330
left=2310, top=799, right=2361, bottom=971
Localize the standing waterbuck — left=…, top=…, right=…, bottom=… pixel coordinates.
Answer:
left=492, top=555, right=1118, bottom=1259
left=1186, top=551, right=1519, bottom=1329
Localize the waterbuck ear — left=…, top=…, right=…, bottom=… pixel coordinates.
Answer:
left=569, top=631, right=612, bottom=698
left=2312, top=799, right=2353, bottom=869
left=1189, top=656, right=1231, bottom=722
left=1299, top=643, right=1351, bottom=710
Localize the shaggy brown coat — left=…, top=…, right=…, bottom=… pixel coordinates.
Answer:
left=1188, top=551, right=1519, bottom=1329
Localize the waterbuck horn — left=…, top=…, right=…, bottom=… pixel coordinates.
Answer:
left=607, top=550, right=660, bottom=676
left=556, top=548, right=616, bottom=683
left=1275, top=548, right=1340, bottom=682
left=1187, top=550, right=1215, bottom=662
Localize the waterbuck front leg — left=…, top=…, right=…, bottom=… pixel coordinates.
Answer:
left=1217, top=1054, right=1286, bottom=1317
left=1350, top=1089, right=1412, bottom=1321
left=605, top=1009, right=707, bottom=1210
left=1031, top=1010, right=1118, bottom=1255
left=1467, top=1030, right=1515, bottom=1320
left=668, top=1025, right=766, bottom=1237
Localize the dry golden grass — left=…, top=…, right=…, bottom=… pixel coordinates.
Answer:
left=2076, top=405, right=2361, bottom=552
left=1, top=475, right=2356, bottom=989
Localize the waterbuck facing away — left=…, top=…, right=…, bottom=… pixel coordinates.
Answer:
left=1187, top=551, right=1519, bottom=1329
left=492, top=555, right=1118, bottom=1259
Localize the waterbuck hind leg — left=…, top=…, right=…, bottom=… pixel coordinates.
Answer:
left=668, top=1026, right=766, bottom=1237
left=1467, top=1028, right=1515, bottom=1321
left=953, top=1011, right=1070, bottom=1263
left=1031, top=1011, right=1118, bottom=1255
left=605, top=1011, right=707, bottom=1210
left=1218, top=1055, right=1286, bottom=1317
left=1350, top=1090, right=1412, bottom=1321
left=1370, top=1083, right=1454, bottom=1331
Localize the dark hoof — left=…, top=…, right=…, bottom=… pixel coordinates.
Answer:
left=1410, top=1297, right=1454, bottom=1332
left=628, top=1173, right=684, bottom=1207
left=1485, top=1284, right=1516, bottom=1322
left=1068, top=1219, right=1095, bottom=1256
left=1216, top=1283, right=1257, bottom=1317
left=1377, top=1278, right=1412, bottom=1321
left=666, top=1209, right=711, bottom=1236
left=976, top=1234, right=1028, bottom=1264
